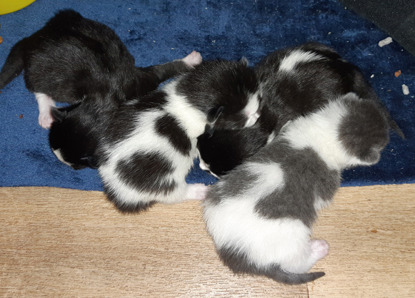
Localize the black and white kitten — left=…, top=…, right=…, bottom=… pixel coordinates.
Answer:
left=203, top=93, right=391, bottom=284
left=0, top=9, right=200, bottom=129
left=95, top=60, right=261, bottom=212
left=48, top=48, right=202, bottom=170
left=197, top=42, right=403, bottom=177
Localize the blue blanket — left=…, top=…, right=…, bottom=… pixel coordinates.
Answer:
left=0, top=0, right=414, bottom=191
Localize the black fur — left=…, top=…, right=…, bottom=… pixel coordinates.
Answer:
left=96, top=60, right=261, bottom=212
left=116, top=152, right=177, bottom=195
left=0, top=9, right=197, bottom=169
left=197, top=42, right=403, bottom=177
left=155, top=115, right=192, bottom=155
left=177, top=60, right=259, bottom=130
left=0, top=9, right=192, bottom=101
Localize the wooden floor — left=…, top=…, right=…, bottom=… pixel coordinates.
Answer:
left=0, top=184, right=414, bottom=297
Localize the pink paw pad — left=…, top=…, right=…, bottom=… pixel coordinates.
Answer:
left=38, top=112, right=54, bottom=129
left=185, top=183, right=209, bottom=200
left=310, top=239, right=329, bottom=260
left=182, top=51, right=202, bottom=67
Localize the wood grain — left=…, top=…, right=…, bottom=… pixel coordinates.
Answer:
left=0, top=185, right=414, bottom=297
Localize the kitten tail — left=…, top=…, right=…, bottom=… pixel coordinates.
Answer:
left=264, top=266, right=325, bottom=285
left=0, top=38, right=26, bottom=89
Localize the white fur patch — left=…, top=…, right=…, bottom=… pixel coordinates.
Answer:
left=52, top=149, right=73, bottom=167
left=313, top=196, right=331, bottom=211
left=243, top=92, right=261, bottom=127
left=99, top=107, right=199, bottom=205
left=204, top=161, right=329, bottom=273
left=266, top=131, right=276, bottom=144
left=281, top=93, right=369, bottom=170
left=279, top=50, right=323, bottom=73
left=198, top=155, right=220, bottom=179
left=34, top=92, right=56, bottom=129
left=205, top=196, right=320, bottom=273
left=163, top=81, right=207, bottom=138
left=98, top=78, right=221, bottom=207
left=180, top=50, right=202, bottom=68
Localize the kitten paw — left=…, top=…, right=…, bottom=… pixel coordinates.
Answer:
left=182, top=51, right=202, bottom=68
left=185, top=183, right=209, bottom=200
left=38, top=112, right=54, bottom=129
left=310, top=239, right=329, bottom=260
left=35, top=92, right=55, bottom=129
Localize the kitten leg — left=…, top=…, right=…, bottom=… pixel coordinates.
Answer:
left=185, top=183, right=209, bottom=200
left=143, top=51, right=202, bottom=83
left=34, top=92, right=56, bottom=129
left=280, top=238, right=329, bottom=274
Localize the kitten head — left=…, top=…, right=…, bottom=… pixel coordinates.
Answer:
left=281, top=93, right=391, bottom=170
left=338, top=93, right=390, bottom=166
left=49, top=103, right=100, bottom=170
left=177, top=60, right=261, bottom=130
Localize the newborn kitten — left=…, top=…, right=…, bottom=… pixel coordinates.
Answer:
left=197, top=42, right=403, bottom=177
left=49, top=49, right=202, bottom=170
left=0, top=9, right=200, bottom=129
left=203, top=93, right=391, bottom=284
left=96, top=60, right=261, bottom=212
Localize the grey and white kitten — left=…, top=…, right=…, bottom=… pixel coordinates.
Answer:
left=203, top=93, right=390, bottom=284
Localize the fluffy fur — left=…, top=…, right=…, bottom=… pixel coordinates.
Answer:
left=197, top=42, right=403, bottom=177
left=0, top=9, right=202, bottom=169
left=203, top=93, right=391, bottom=284
left=49, top=49, right=202, bottom=170
left=0, top=9, right=200, bottom=129
left=95, top=60, right=261, bottom=212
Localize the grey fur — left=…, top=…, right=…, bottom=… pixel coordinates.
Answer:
left=203, top=93, right=391, bottom=284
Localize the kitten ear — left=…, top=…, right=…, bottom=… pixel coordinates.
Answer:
left=239, top=57, right=249, bottom=66
left=51, top=102, right=83, bottom=122
left=207, top=106, right=224, bottom=123
left=360, top=148, right=382, bottom=165
left=80, top=156, right=99, bottom=169
left=51, top=107, right=68, bottom=123
left=203, top=124, right=215, bottom=138
left=206, top=106, right=224, bottom=137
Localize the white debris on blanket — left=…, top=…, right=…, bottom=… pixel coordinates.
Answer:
left=378, top=37, right=393, bottom=47
left=370, top=74, right=375, bottom=78
left=402, top=84, right=410, bottom=95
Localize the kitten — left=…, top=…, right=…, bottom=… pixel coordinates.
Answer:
left=197, top=42, right=403, bottom=177
left=203, top=93, right=391, bottom=284
left=48, top=48, right=202, bottom=170
left=95, top=60, right=261, bottom=212
left=0, top=9, right=200, bottom=129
